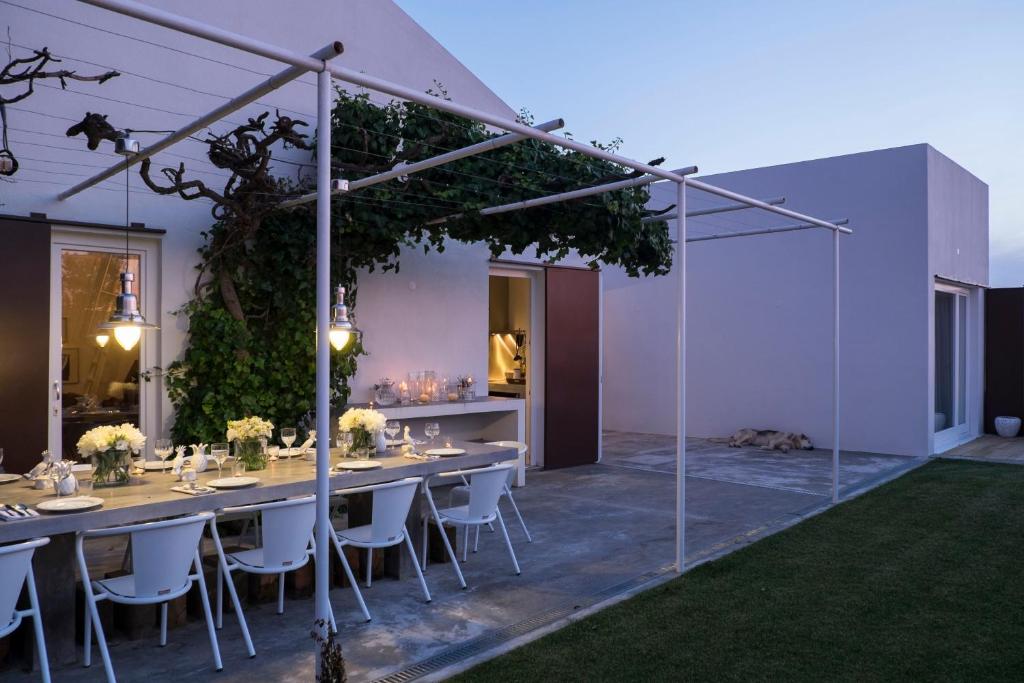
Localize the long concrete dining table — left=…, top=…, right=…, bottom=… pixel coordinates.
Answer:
left=0, top=441, right=516, bottom=668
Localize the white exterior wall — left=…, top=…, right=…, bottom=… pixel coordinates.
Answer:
left=925, top=148, right=990, bottom=453
left=603, top=145, right=965, bottom=457
left=3, top=0, right=514, bottom=428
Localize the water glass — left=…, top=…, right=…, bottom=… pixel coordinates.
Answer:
left=281, top=427, right=297, bottom=454
left=154, top=438, right=174, bottom=462
left=425, top=422, right=440, bottom=445
left=335, top=431, right=353, bottom=458
left=211, top=442, right=229, bottom=476
left=385, top=420, right=400, bottom=449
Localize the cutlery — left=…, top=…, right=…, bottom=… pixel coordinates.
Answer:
left=3, top=503, right=25, bottom=517
left=14, top=503, right=36, bottom=517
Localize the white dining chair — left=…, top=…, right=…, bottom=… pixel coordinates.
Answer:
left=422, top=463, right=520, bottom=588
left=209, top=496, right=333, bottom=655
left=0, top=537, right=51, bottom=683
left=450, top=441, right=532, bottom=549
left=330, top=477, right=430, bottom=622
left=77, top=513, right=221, bottom=683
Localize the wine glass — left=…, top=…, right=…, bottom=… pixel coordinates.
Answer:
left=0, top=447, right=5, bottom=472
left=385, top=421, right=401, bottom=450
left=424, top=422, right=440, bottom=446
left=281, top=427, right=297, bottom=455
left=211, top=442, right=229, bottom=477
left=154, top=438, right=173, bottom=469
left=335, top=431, right=353, bottom=459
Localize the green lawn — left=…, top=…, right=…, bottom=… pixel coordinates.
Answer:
left=456, top=460, right=1024, bottom=682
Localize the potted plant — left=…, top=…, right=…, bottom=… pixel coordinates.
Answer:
left=226, top=416, right=274, bottom=471
left=338, top=408, right=387, bottom=458
left=76, top=423, right=146, bottom=486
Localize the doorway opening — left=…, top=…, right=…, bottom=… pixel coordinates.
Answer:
left=49, top=230, right=160, bottom=460
left=488, top=266, right=543, bottom=468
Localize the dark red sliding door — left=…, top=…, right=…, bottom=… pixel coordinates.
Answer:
left=544, top=267, right=599, bottom=469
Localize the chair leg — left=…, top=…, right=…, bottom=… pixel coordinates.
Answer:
left=26, top=567, right=50, bottom=683
left=432, top=513, right=466, bottom=589
left=332, top=536, right=371, bottom=622
left=504, top=486, right=533, bottom=542
left=85, top=590, right=115, bottom=683
left=83, top=593, right=91, bottom=668
left=462, top=525, right=469, bottom=563
left=159, top=603, right=168, bottom=646
left=277, top=572, right=286, bottom=615
left=366, top=548, right=372, bottom=588
left=194, top=552, right=224, bottom=671
left=421, top=511, right=429, bottom=572
left=215, top=561, right=224, bottom=629
left=495, top=510, right=521, bottom=576
left=474, top=525, right=480, bottom=553
left=219, top=560, right=254, bottom=657
left=403, top=534, right=431, bottom=603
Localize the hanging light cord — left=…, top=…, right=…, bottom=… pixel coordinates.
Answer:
left=124, top=143, right=130, bottom=267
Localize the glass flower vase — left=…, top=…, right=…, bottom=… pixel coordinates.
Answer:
left=350, top=428, right=375, bottom=459
left=91, top=449, right=133, bottom=487
left=234, top=439, right=266, bottom=472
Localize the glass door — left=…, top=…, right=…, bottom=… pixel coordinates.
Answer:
left=49, top=232, right=158, bottom=460
left=934, top=284, right=969, bottom=451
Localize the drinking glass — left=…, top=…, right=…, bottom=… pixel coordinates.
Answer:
left=281, top=427, right=297, bottom=455
left=0, top=447, right=4, bottom=471
left=211, top=442, right=229, bottom=476
left=385, top=421, right=400, bottom=450
left=154, top=438, right=174, bottom=464
left=424, top=422, right=440, bottom=446
left=335, top=431, right=353, bottom=458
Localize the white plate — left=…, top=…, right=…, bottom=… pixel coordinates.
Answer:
left=142, top=460, right=173, bottom=471
left=207, top=476, right=260, bottom=489
left=275, top=447, right=306, bottom=458
left=384, top=439, right=405, bottom=447
left=335, top=460, right=382, bottom=471
left=0, top=473, right=21, bottom=484
left=424, top=448, right=467, bottom=458
left=37, top=496, right=104, bottom=513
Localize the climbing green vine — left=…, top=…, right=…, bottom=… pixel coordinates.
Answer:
left=160, top=86, right=672, bottom=443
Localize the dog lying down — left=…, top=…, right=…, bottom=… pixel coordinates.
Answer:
left=726, top=428, right=813, bottom=453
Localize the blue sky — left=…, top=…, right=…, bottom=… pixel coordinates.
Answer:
left=396, top=0, right=1023, bottom=286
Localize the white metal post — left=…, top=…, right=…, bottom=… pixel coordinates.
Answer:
left=832, top=227, right=840, bottom=504
left=675, top=179, right=687, bottom=572
left=314, top=69, right=332, bottom=636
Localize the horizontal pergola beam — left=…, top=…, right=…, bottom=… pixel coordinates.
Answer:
left=685, top=218, right=849, bottom=243
left=643, top=196, right=786, bottom=223
left=58, top=39, right=343, bottom=200
left=278, top=118, right=566, bottom=209
left=427, top=166, right=698, bottom=224
left=687, top=178, right=850, bottom=234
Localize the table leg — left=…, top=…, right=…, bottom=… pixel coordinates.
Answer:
left=33, top=533, right=78, bottom=667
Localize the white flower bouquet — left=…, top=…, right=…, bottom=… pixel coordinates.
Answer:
left=338, top=408, right=387, bottom=454
left=227, top=416, right=274, bottom=442
left=227, top=416, right=274, bottom=471
left=76, top=423, right=146, bottom=486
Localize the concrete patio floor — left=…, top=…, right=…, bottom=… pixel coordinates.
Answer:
left=2, top=433, right=922, bottom=682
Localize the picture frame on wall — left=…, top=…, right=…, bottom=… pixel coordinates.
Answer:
left=62, top=347, right=79, bottom=384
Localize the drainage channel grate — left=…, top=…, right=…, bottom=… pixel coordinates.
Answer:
left=372, top=565, right=674, bottom=683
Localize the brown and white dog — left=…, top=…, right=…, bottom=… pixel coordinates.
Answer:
left=727, top=429, right=813, bottom=453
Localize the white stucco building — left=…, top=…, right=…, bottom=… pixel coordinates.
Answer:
left=603, top=144, right=988, bottom=457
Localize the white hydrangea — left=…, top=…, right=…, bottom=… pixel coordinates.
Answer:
left=338, top=408, right=387, bottom=433
left=226, top=416, right=275, bottom=442
left=76, top=423, right=146, bottom=458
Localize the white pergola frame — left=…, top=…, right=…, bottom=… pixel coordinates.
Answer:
left=60, top=0, right=852, bottom=654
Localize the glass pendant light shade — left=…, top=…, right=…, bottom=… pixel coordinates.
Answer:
left=329, top=285, right=359, bottom=352
left=98, top=271, right=157, bottom=351
left=95, top=333, right=110, bottom=348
